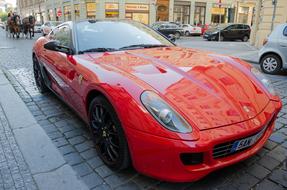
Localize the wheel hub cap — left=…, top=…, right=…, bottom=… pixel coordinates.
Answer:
left=263, top=57, right=277, bottom=72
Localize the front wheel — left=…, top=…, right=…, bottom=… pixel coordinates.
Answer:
left=185, top=31, right=190, bottom=36
left=89, top=96, right=130, bottom=170
left=33, top=56, right=49, bottom=93
left=260, top=54, right=282, bottom=75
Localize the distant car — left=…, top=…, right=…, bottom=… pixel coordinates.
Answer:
left=41, top=21, right=62, bottom=35
left=203, top=24, right=251, bottom=42
left=151, top=22, right=184, bottom=39
left=181, top=24, right=202, bottom=36
left=34, top=23, right=42, bottom=33
left=259, top=23, right=287, bottom=74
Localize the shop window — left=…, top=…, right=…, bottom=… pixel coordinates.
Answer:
left=74, top=4, right=80, bottom=20
left=125, top=4, right=149, bottom=25
left=211, top=7, right=225, bottom=24
left=173, top=4, right=190, bottom=24
left=64, top=5, right=71, bottom=21
left=86, top=2, right=96, bottom=19
left=105, top=3, right=119, bottom=18
left=156, top=0, right=169, bottom=21
left=194, top=2, right=206, bottom=25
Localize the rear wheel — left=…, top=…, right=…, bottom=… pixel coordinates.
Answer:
left=89, top=96, right=130, bottom=170
left=33, top=56, right=49, bottom=93
left=185, top=31, right=190, bottom=36
left=174, top=32, right=181, bottom=39
left=260, top=54, right=282, bottom=74
left=242, top=35, right=249, bottom=42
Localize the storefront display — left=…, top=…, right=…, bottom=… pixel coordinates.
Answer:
left=194, top=2, right=206, bottom=25
left=173, top=1, right=190, bottom=24
left=64, top=5, right=71, bottom=21
left=156, top=0, right=169, bottom=21
left=125, top=4, right=149, bottom=24
left=86, top=2, right=96, bottom=19
left=105, top=3, right=119, bottom=18
left=74, top=4, right=80, bottom=20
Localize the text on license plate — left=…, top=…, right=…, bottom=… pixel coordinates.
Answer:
left=231, top=127, right=266, bottom=153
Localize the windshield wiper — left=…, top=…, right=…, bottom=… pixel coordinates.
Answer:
left=78, top=48, right=117, bottom=54
left=119, top=44, right=168, bottom=50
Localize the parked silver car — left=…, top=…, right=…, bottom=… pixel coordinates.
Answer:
left=259, top=23, right=287, bottom=74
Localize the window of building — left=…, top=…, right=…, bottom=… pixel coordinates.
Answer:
left=105, top=3, right=119, bottom=18
left=86, top=2, right=96, bottom=19
left=194, top=2, right=206, bottom=25
left=125, top=4, right=149, bottom=25
left=238, top=7, right=249, bottom=24
left=64, top=5, right=71, bottom=21
left=211, top=7, right=226, bottom=24
left=156, top=0, right=169, bottom=21
left=74, top=4, right=80, bottom=20
left=173, top=3, right=190, bottom=24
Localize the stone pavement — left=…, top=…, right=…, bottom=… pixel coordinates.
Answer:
left=0, top=64, right=88, bottom=189
left=0, top=29, right=286, bottom=189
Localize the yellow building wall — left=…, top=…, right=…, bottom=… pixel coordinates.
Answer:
left=251, top=0, right=287, bottom=48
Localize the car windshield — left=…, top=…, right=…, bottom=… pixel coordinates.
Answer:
left=76, top=20, right=174, bottom=53
left=214, top=24, right=230, bottom=29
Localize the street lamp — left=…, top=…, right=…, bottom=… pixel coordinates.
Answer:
left=271, top=0, right=277, bottom=31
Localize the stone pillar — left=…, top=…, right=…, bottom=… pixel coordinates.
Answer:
left=149, top=1, right=156, bottom=24
left=189, top=0, right=195, bottom=25
left=169, top=0, right=174, bottom=22
left=119, top=0, right=125, bottom=19
left=205, top=2, right=212, bottom=25
left=80, top=0, right=87, bottom=20
left=96, top=0, right=105, bottom=19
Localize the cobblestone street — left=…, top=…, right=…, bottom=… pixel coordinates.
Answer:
left=0, top=29, right=286, bottom=190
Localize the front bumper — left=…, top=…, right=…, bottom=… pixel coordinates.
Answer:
left=203, top=33, right=217, bottom=40
left=126, top=100, right=281, bottom=182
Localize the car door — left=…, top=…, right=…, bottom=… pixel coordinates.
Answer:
left=223, top=24, right=237, bottom=39
left=278, top=25, right=287, bottom=64
left=42, top=25, right=80, bottom=107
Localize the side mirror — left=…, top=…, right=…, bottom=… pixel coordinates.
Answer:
left=168, top=34, right=176, bottom=42
left=44, top=40, right=73, bottom=55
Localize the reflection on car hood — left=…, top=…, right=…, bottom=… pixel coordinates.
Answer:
left=85, top=47, right=270, bottom=130
left=205, top=28, right=219, bottom=34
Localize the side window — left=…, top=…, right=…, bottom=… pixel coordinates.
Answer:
left=237, top=24, right=244, bottom=30
left=53, top=26, right=72, bottom=47
left=226, top=25, right=236, bottom=30
left=283, top=26, right=287, bottom=36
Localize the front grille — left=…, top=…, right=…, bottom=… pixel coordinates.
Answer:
left=212, top=115, right=275, bottom=159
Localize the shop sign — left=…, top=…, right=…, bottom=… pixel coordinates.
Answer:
left=105, top=3, right=119, bottom=10
left=125, top=4, right=149, bottom=11
left=87, top=2, right=96, bottom=12
left=211, top=7, right=225, bottom=15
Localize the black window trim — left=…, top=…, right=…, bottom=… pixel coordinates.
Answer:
left=283, top=26, right=287, bottom=37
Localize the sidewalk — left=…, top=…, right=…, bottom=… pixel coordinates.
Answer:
left=0, top=68, right=88, bottom=190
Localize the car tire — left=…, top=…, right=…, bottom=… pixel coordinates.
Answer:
left=175, top=32, right=181, bottom=39
left=89, top=96, right=130, bottom=170
left=33, top=56, right=49, bottom=93
left=185, top=31, right=190, bottom=36
left=260, top=54, right=282, bottom=75
left=242, top=35, right=249, bottom=42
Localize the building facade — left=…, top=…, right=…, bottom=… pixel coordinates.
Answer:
left=17, top=0, right=255, bottom=26
left=250, top=0, right=287, bottom=48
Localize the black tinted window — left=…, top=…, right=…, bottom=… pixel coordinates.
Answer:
left=284, top=26, right=287, bottom=36
left=76, top=21, right=174, bottom=52
left=226, top=25, right=237, bottom=30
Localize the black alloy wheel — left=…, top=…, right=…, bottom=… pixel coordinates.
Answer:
left=89, top=96, right=130, bottom=170
left=33, top=56, right=49, bottom=93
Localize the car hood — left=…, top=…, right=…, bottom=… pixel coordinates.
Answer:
left=86, top=47, right=270, bottom=130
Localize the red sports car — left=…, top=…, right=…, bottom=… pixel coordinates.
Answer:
left=32, top=20, right=282, bottom=182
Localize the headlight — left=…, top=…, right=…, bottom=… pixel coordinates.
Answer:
left=251, top=67, right=276, bottom=95
left=141, top=91, right=192, bottom=133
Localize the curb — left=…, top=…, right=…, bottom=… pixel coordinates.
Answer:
left=0, top=68, right=89, bottom=190
left=242, top=59, right=258, bottom=65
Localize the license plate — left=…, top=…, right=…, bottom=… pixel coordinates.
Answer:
left=231, top=126, right=266, bottom=153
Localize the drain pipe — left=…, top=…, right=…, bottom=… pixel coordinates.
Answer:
left=271, top=0, right=277, bottom=32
